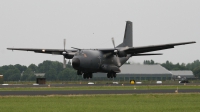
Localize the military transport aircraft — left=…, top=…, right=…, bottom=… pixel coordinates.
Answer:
left=7, top=21, right=196, bottom=79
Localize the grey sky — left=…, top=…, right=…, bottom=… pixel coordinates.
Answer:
left=0, top=0, right=199, bottom=66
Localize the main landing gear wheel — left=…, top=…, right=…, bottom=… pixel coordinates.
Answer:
left=107, top=72, right=116, bottom=78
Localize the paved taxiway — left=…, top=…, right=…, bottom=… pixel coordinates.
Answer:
left=0, top=84, right=200, bottom=96
left=0, top=89, right=200, bottom=96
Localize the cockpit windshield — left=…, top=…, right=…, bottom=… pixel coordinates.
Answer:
left=74, top=51, right=87, bottom=57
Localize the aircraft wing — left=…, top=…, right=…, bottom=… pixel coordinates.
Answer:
left=7, top=41, right=195, bottom=56
left=98, top=41, right=195, bottom=56
left=124, top=41, right=196, bottom=54
left=7, top=48, right=77, bottom=55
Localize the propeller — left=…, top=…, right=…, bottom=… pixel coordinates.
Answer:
left=63, top=39, right=66, bottom=68
left=63, top=57, right=66, bottom=68
left=64, top=39, right=66, bottom=51
left=111, top=38, right=116, bottom=48
left=111, top=37, right=121, bottom=67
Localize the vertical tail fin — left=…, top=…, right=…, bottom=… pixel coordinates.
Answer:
left=117, top=21, right=133, bottom=47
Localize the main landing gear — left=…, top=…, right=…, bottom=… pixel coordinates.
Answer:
left=77, top=70, right=93, bottom=79
left=107, top=72, right=116, bottom=78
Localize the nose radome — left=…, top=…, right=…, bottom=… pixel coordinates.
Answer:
left=72, top=58, right=80, bottom=69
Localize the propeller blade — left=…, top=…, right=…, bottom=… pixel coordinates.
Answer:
left=111, top=37, right=118, bottom=54
left=111, top=37, right=116, bottom=48
left=63, top=39, right=66, bottom=68
left=116, top=56, right=121, bottom=67
left=64, top=39, right=66, bottom=51
left=63, top=56, right=66, bottom=68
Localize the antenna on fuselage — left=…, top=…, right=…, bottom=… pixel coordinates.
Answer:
left=64, top=39, right=66, bottom=51
left=71, top=47, right=81, bottom=51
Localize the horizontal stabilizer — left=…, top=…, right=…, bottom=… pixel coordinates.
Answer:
left=125, top=41, right=196, bottom=54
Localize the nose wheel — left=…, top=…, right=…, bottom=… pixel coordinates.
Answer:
left=83, top=73, right=93, bottom=79
left=107, top=72, right=116, bottom=78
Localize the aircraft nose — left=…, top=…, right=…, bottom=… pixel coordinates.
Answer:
left=72, top=58, right=80, bottom=69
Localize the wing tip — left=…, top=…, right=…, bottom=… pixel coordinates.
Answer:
left=7, top=48, right=12, bottom=50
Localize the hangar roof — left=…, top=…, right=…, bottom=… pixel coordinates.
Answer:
left=170, top=70, right=195, bottom=77
left=118, top=64, right=171, bottom=75
left=94, top=64, right=172, bottom=77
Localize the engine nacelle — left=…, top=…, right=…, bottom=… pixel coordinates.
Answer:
left=117, top=51, right=127, bottom=57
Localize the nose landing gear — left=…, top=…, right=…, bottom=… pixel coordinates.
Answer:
left=77, top=70, right=82, bottom=75
left=83, top=73, right=93, bottom=79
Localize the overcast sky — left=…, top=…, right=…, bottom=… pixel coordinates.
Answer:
left=0, top=0, right=199, bottom=66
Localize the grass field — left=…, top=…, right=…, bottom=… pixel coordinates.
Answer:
left=0, top=85, right=200, bottom=91
left=0, top=94, right=200, bottom=112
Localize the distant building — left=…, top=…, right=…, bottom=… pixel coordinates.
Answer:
left=94, top=64, right=172, bottom=81
left=35, top=73, right=46, bottom=84
left=170, top=70, right=195, bottom=79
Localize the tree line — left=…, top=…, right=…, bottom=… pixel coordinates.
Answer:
left=0, top=60, right=200, bottom=81
left=0, top=60, right=82, bottom=81
left=144, top=60, right=200, bottom=77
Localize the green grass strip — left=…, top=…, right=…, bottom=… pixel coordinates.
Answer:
left=0, top=94, right=200, bottom=112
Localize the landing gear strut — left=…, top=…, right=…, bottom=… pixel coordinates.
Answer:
left=107, top=72, right=116, bottom=78
left=77, top=70, right=82, bottom=75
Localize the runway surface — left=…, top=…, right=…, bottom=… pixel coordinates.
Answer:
left=0, top=89, right=200, bottom=96
left=0, top=84, right=200, bottom=96
left=1, top=83, right=199, bottom=88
